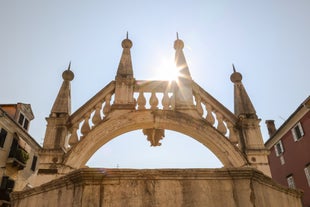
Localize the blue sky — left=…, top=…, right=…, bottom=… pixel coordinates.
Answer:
left=1, top=1, right=309, bottom=168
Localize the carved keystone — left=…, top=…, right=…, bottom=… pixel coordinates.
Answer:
left=142, top=128, right=165, bottom=146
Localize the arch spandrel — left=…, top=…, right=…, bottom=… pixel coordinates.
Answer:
left=64, top=110, right=248, bottom=169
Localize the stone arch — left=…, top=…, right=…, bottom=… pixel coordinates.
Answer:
left=64, top=110, right=248, bottom=169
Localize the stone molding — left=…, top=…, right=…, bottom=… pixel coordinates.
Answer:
left=11, top=168, right=302, bottom=205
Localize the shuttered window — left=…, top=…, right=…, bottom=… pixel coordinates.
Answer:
left=304, top=165, right=310, bottom=187
left=274, top=140, right=284, bottom=157
left=291, top=122, right=304, bottom=141
left=18, top=113, right=30, bottom=130
left=287, top=175, right=296, bottom=189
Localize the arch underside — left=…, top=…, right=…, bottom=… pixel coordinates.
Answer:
left=64, top=110, right=248, bottom=169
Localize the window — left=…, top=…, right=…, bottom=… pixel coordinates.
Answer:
left=31, top=155, right=37, bottom=171
left=18, top=113, right=24, bottom=125
left=0, top=128, right=7, bottom=148
left=274, top=140, right=284, bottom=157
left=305, top=164, right=310, bottom=187
left=9, top=136, right=19, bottom=158
left=0, top=176, right=15, bottom=201
left=291, top=122, right=304, bottom=141
left=287, top=175, right=296, bottom=189
left=17, top=113, right=29, bottom=130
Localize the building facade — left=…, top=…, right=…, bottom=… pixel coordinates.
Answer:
left=0, top=103, right=41, bottom=206
left=265, top=96, right=310, bottom=207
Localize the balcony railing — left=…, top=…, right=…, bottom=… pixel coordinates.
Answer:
left=7, top=147, right=29, bottom=170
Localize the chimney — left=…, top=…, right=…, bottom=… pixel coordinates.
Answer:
left=265, top=120, right=276, bottom=137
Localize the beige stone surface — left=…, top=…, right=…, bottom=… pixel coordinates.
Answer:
left=11, top=168, right=302, bottom=207
left=64, top=110, right=248, bottom=170
left=27, top=37, right=285, bottom=207
left=0, top=106, right=41, bottom=192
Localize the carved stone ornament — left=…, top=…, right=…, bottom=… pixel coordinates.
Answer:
left=142, top=128, right=165, bottom=146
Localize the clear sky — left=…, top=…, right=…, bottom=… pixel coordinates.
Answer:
left=1, top=1, right=309, bottom=168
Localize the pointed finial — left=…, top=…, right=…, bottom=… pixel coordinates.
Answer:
left=232, top=64, right=236, bottom=73
left=62, top=62, right=74, bottom=81
left=126, top=31, right=129, bottom=39
left=67, top=61, right=71, bottom=71
left=176, top=32, right=179, bottom=40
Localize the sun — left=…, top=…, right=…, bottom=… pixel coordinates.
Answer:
left=155, top=57, right=180, bottom=81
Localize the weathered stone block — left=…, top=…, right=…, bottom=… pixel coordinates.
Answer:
left=11, top=168, right=302, bottom=207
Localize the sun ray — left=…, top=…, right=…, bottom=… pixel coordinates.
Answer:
left=154, top=56, right=180, bottom=81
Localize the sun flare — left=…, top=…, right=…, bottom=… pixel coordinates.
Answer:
left=155, top=58, right=180, bottom=81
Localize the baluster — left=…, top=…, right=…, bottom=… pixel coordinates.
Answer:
left=81, top=113, right=91, bottom=137
left=216, top=112, right=227, bottom=135
left=205, top=103, right=215, bottom=125
left=195, top=94, right=203, bottom=117
left=137, top=91, right=146, bottom=110
left=69, top=124, right=79, bottom=145
left=150, top=91, right=159, bottom=110
left=103, top=94, right=112, bottom=116
left=92, top=103, right=102, bottom=126
left=227, top=121, right=238, bottom=144
left=162, top=91, right=170, bottom=110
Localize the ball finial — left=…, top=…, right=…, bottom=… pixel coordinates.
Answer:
left=174, top=39, right=184, bottom=50
left=62, top=70, right=74, bottom=81
left=174, top=32, right=184, bottom=50
left=122, top=33, right=133, bottom=49
left=230, top=72, right=242, bottom=83
left=122, top=39, right=132, bottom=48
left=62, top=62, right=74, bottom=81
left=230, top=65, right=242, bottom=83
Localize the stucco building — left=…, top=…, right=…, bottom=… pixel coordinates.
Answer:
left=0, top=103, right=41, bottom=206
left=265, top=96, right=310, bottom=207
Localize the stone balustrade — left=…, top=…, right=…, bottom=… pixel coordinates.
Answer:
left=66, top=80, right=239, bottom=148
left=134, top=80, right=175, bottom=110
left=134, top=81, right=239, bottom=144
left=67, top=82, right=115, bottom=147
left=192, top=82, right=239, bottom=144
